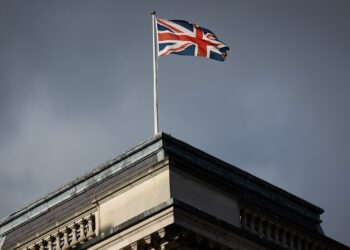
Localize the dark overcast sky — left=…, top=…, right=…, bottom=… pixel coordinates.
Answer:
left=0, top=0, right=349, bottom=246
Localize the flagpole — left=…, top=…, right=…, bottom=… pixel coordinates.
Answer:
left=151, top=11, right=159, bottom=135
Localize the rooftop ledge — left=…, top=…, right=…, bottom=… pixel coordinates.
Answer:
left=0, top=133, right=164, bottom=236
left=0, top=132, right=324, bottom=237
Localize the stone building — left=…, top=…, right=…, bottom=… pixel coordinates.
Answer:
left=0, top=133, right=348, bottom=250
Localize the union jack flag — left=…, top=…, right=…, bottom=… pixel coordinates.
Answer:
left=156, top=18, right=229, bottom=61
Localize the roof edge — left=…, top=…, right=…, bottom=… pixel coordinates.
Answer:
left=161, top=133, right=324, bottom=215
left=0, top=132, right=165, bottom=233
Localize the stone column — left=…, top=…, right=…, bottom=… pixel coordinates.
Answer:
left=258, top=218, right=264, bottom=238
left=78, top=220, right=86, bottom=243
left=39, top=240, right=45, bottom=250
left=86, top=215, right=96, bottom=240
left=55, top=233, right=62, bottom=250
left=282, top=228, right=287, bottom=248
left=241, top=209, right=248, bottom=230
left=274, top=224, right=279, bottom=245
left=70, top=224, right=78, bottom=247
left=47, top=237, right=53, bottom=250
left=304, top=239, right=310, bottom=250
left=290, top=232, right=295, bottom=250
left=208, top=239, right=216, bottom=249
left=310, top=243, right=317, bottom=250
left=296, top=237, right=302, bottom=250
left=62, top=228, right=70, bottom=250
left=266, top=221, right=272, bottom=241
left=249, top=214, right=257, bottom=234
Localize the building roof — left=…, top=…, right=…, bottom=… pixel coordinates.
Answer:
left=0, top=133, right=334, bottom=249
left=0, top=132, right=324, bottom=238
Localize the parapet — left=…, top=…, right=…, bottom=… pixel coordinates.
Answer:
left=0, top=133, right=348, bottom=250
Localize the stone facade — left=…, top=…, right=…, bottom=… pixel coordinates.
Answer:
left=0, top=133, right=348, bottom=250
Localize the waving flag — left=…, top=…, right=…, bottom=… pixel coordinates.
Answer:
left=150, top=13, right=230, bottom=134
left=156, top=18, right=229, bottom=61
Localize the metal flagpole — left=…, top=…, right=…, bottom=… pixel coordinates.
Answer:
left=151, top=11, right=159, bottom=135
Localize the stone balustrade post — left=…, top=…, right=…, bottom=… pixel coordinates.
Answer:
left=39, top=240, right=45, bottom=250
left=55, top=233, right=62, bottom=250
left=296, top=236, right=302, bottom=250
left=78, top=220, right=86, bottom=243
left=274, top=224, right=279, bottom=245
left=290, top=232, right=295, bottom=250
left=249, top=214, right=257, bottom=234
left=312, top=243, right=317, bottom=250
left=282, top=228, right=287, bottom=247
left=62, top=228, right=70, bottom=250
left=70, top=224, right=78, bottom=248
left=86, top=215, right=96, bottom=240
left=241, top=209, right=248, bottom=230
left=304, top=239, right=310, bottom=250
left=208, top=239, right=216, bottom=249
left=258, top=218, right=264, bottom=238
left=266, top=221, right=272, bottom=241
left=47, top=237, right=53, bottom=250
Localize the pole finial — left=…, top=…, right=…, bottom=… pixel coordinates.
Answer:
left=151, top=11, right=156, bottom=16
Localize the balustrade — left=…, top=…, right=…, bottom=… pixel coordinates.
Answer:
left=23, top=214, right=96, bottom=250
left=239, top=208, right=328, bottom=250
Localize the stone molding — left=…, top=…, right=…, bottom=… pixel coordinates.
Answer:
left=121, top=225, right=227, bottom=250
